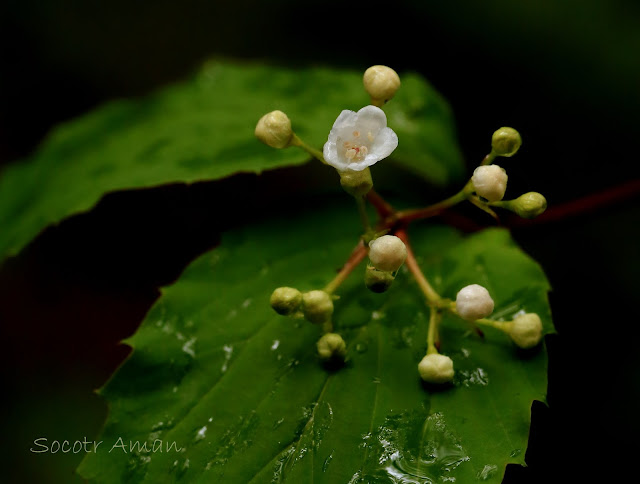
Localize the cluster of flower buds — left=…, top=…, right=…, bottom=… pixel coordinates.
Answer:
left=417, top=283, right=545, bottom=384
left=453, top=284, right=544, bottom=350
left=465, top=126, right=547, bottom=221
left=416, top=284, right=496, bottom=385
left=258, top=64, right=547, bottom=385
left=270, top=286, right=346, bottom=362
left=270, top=287, right=335, bottom=324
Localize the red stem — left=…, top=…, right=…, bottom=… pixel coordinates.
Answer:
left=367, top=190, right=394, bottom=219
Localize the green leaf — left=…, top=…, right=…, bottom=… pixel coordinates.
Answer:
left=78, top=201, right=552, bottom=484
left=0, top=62, right=463, bottom=261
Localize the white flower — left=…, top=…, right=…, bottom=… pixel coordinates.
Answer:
left=323, top=105, right=398, bottom=172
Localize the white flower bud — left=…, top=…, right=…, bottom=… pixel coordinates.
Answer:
left=255, top=110, right=293, bottom=149
left=302, top=290, right=334, bottom=324
left=317, top=333, right=347, bottom=361
left=456, top=284, right=494, bottom=321
left=364, top=265, right=395, bottom=293
left=418, top=354, right=454, bottom=384
left=513, top=192, right=547, bottom=219
left=368, top=235, right=407, bottom=273
left=363, top=65, right=401, bottom=103
left=472, top=165, right=508, bottom=202
left=270, top=287, right=302, bottom=316
left=509, top=313, right=543, bottom=349
left=491, top=127, right=522, bottom=157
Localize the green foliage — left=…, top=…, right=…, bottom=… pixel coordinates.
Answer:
left=78, top=201, right=552, bottom=483
left=0, top=62, right=463, bottom=260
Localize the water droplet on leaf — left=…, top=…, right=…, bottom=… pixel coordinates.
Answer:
left=323, top=451, right=334, bottom=472
left=476, top=464, right=498, bottom=480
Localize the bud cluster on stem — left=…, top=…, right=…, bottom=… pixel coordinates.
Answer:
left=260, top=64, right=547, bottom=384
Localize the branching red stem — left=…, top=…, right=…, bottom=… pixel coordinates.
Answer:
left=366, top=190, right=394, bottom=219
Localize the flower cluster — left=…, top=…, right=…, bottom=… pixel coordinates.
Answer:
left=257, top=65, right=547, bottom=385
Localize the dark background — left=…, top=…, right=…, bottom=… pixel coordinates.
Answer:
left=1, top=0, right=639, bottom=482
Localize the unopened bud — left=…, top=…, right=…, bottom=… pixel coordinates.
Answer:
left=270, top=287, right=302, bottom=316
left=456, top=284, right=494, bottom=321
left=418, top=354, right=454, bottom=384
left=339, top=167, right=373, bottom=197
left=302, top=290, right=334, bottom=324
left=513, top=192, right=547, bottom=219
left=255, top=110, right=293, bottom=149
left=368, top=235, right=407, bottom=273
left=364, top=265, right=395, bottom=293
left=472, top=165, right=508, bottom=202
left=317, top=333, right=347, bottom=361
left=509, top=313, right=543, bottom=349
left=491, top=127, right=522, bottom=157
left=363, top=65, right=401, bottom=104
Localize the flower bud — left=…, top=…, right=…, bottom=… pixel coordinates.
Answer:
left=339, top=167, right=373, bottom=197
left=363, top=65, right=401, bottom=103
left=368, top=235, right=407, bottom=273
left=255, top=110, right=293, bottom=149
left=472, top=165, right=508, bottom=202
left=270, top=287, right=302, bottom=316
left=317, top=333, right=347, bottom=361
left=491, top=127, right=522, bottom=157
left=302, top=290, right=334, bottom=324
left=509, top=313, right=543, bottom=349
left=418, top=354, right=454, bottom=384
left=364, top=265, right=395, bottom=293
left=512, top=192, right=547, bottom=219
left=456, top=284, right=494, bottom=321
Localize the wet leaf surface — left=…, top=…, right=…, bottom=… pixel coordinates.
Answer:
left=79, top=201, right=552, bottom=483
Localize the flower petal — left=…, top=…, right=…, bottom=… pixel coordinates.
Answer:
left=355, top=105, right=388, bottom=135
left=365, top=127, right=398, bottom=163
left=323, top=139, right=344, bottom=169
left=341, top=159, right=370, bottom=171
left=330, top=109, right=358, bottom=131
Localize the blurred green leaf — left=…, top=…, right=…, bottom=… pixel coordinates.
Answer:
left=78, top=201, right=552, bottom=483
left=0, top=61, right=463, bottom=261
